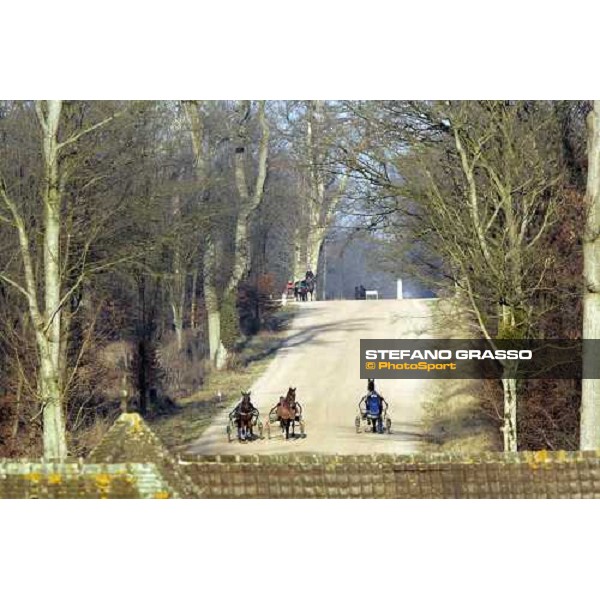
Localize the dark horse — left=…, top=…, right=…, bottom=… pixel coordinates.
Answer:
left=231, top=391, right=257, bottom=442
left=295, top=280, right=308, bottom=302
left=305, top=270, right=316, bottom=301
left=273, top=387, right=302, bottom=439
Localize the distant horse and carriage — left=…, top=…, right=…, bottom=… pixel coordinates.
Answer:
left=227, top=387, right=306, bottom=443
left=285, top=270, right=316, bottom=302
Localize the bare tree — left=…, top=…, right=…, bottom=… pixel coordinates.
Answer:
left=0, top=101, right=119, bottom=458
left=183, top=100, right=269, bottom=368
left=342, top=101, right=566, bottom=451
left=296, top=101, right=348, bottom=286
left=229, top=100, right=269, bottom=293
left=183, top=100, right=224, bottom=366
left=581, top=100, right=600, bottom=449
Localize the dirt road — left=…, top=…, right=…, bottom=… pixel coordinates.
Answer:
left=188, top=298, right=463, bottom=456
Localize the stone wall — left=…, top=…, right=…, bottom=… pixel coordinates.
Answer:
left=3, top=414, right=600, bottom=498
left=89, top=412, right=199, bottom=498
left=0, top=461, right=174, bottom=499
left=180, top=450, right=600, bottom=498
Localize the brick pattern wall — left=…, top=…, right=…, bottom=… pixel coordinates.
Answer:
left=181, top=455, right=395, bottom=498
left=0, top=462, right=175, bottom=499
left=180, top=451, right=600, bottom=498
left=392, top=452, right=600, bottom=498
left=4, top=414, right=600, bottom=498
left=89, top=413, right=200, bottom=498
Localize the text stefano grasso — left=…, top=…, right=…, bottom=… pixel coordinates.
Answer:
left=364, top=349, right=533, bottom=361
left=360, top=339, right=585, bottom=380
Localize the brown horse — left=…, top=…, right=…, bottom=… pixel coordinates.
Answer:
left=276, top=387, right=301, bottom=440
left=232, top=391, right=257, bottom=442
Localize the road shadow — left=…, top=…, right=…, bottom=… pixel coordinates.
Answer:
left=355, top=427, right=434, bottom=443
left=240, top=317, right=372, bottom=366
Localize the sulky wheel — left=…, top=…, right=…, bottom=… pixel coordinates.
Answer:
left=257, top=421, right=264, bottom=439
left=265, top=420, right=271, bottom=440
left=386, top=417, right=392, bottom=434
left=355, top=415, right=361, bottom=433
left=226, top=423, right=233, bottom=443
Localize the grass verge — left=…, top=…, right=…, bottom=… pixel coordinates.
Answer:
left=422, top=300, right=501, bottom=453
left=148, top=305, right=297, bottom=452
left=421, top=379, right=501, bottom=453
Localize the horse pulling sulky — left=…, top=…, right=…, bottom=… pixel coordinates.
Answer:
left=355, top=405, right=392, bottom=434
left=355, top=382, right=392, bottom=434
left=291, top=270, right=316, bottom=302
left=227, top=391, right=263, bottom=442
left=265, top=387, right=306, bottom=440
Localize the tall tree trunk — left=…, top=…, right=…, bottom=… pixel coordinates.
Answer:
left=39, top=100, right=67, bottom=460
left=1, top=100, right=115, bottom=459
left=302, top=100, right=325, bottom=280
left=227, top=100, right=270, bottom=295
left=172, top=300, right=184, bottom=353
left=169, top=252, right=186, bottom=354
left=581, top=100, right=600, bottom=449
left=169, top=194, right=186, bottom=353
left=183, top=100, right=229, bottom=367
left=203, top=238, right=227, bottom=368
left=500, top=303, right=518, bottom=451
left=306, top=211, right=323, bottom=274
left=190, top=267, right=198, bottom=330
left=502, top=375, right=518, bottom=452
left=299, top=101, right=348, bottom=283
left=184, top=100, right=269, bottom=368
left=293, top=225, right=308, bottom=282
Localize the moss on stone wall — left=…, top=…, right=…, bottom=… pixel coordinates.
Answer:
left=4, top=415, right=600, bottom=499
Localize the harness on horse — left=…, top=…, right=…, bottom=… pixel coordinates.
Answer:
left=231, top=397, right=257, bottom=421
left=277, top=396, right=294, bottom=416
